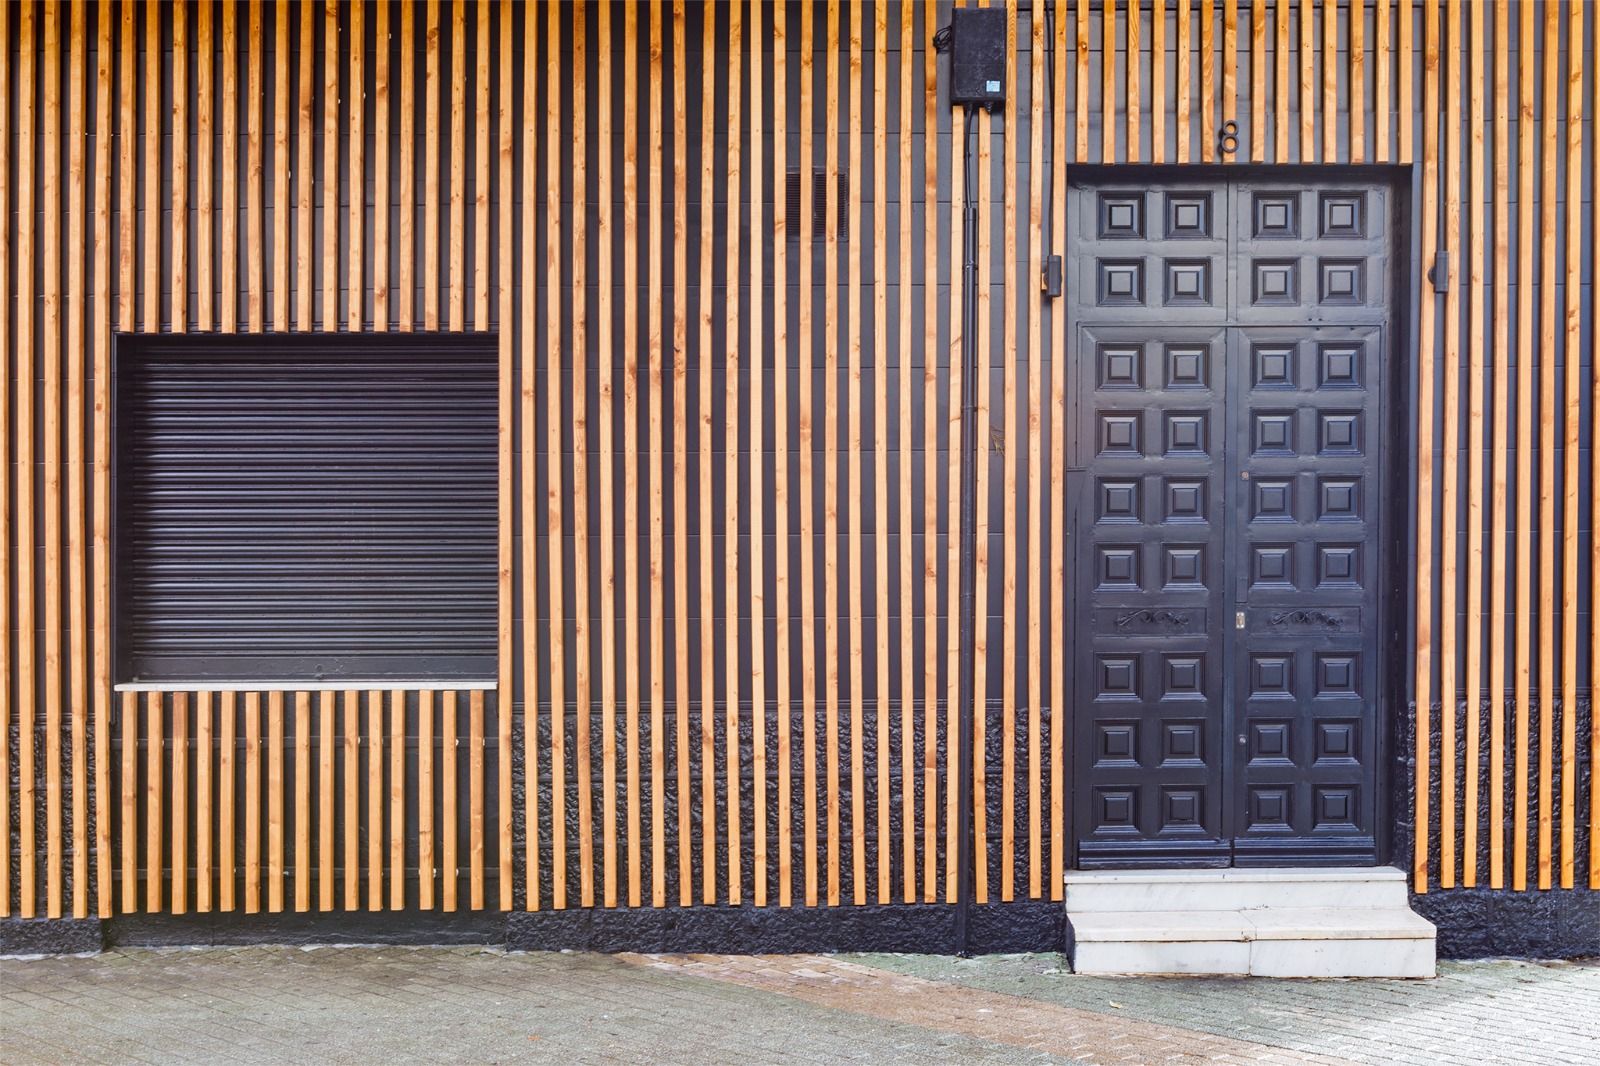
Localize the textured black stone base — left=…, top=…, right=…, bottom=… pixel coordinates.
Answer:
left=0, top=918, right=105, bottom=956
left=1413, top=887, right=1598, bottom=960
left=107, top=909, right=505, bottom=948
left=505, top=901, right=1066, bottom=955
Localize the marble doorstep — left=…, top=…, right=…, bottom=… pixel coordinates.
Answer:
left=1065, top=868, right=1436, bottom=978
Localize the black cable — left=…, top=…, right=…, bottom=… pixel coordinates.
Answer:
left=1040, top=1, right=1057, bottom=264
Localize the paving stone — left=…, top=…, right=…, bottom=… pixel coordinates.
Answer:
left=3, top=946, right=1596, bottom=1064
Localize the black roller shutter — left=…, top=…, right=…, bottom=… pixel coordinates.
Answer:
left=115, top=333, right=497, bottom=684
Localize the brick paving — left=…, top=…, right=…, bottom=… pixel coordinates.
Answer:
left=1, top=945, right=1595, bottom=1065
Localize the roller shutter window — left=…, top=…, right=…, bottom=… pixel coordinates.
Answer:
left=115, top=334, right=498, bottom=684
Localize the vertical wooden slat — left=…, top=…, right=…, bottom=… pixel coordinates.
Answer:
left=1274, top=0, right=1288, bottom=163
left=443, top=689, right=458, bottom=910
left=749, top=0, right=768, bottom=910
left=66, top=0, right=88, bottom=920
left=1298, top=0, right=1313, bottom=162
left=398, top=0, right=415, bottom=329
left=470, top=689, right=486, bottom=909
left=897, top=0, right=917, bottom=906
left=597, top=0, right=619, bottom=910
left=922, top=0, right=941, bottom=903
left=142, top=0, right=158, bottom=330
left=646, top=0, right=665, bottom=902
left=342, top=690, right=359, bottom=909
left=471, top=0, right=488, bottom=330
left=1559, top=0, right=1582, bottom=890
left=772, top=0, right=793, bottom=909
left=1512, top=0, right=1533, bottom=893
left=697, top=0, right=719, bottom=907
left=268, top=690, right=284, bottom=911
left=1489, top=0, right=1508, bottom=892
left=1536, top=0, right=1558, bottom=891
left=998, top=0, right=1019, bottom=904
left=422, top=0, right=438, bottom=330
left=390, top=689, right=404, bottom=909
left=1197, top=0, right=1211, bottom=163
left=295, top=0, right=311, bottom=331
left=798, top=0, right=819, bottom=909
left=92, top=0, right=113, bottom=919
left=1075, top=0, right=1087, bottom=161
left=623, top=0, right=644, bottom=910
left=120, top=691, right=136, bottom=912
left=823, top=0, right=842, bottom=909
left=872, top=0, right=890, bottom=907
left=846, top=0, right=865, bottom=906
left=244, top=691, right=261, bottom=913
left=366, top=689, right=383, bottom=910
left=1101, top=0, right=1113, bottom=161
left=147, top=706, right=163, bottom=914
left=272, top=0, right=288, bottom=330
left=572, top=0, right=595, bottom=911
left=170, top=691, right=187, bottom=915
left=42, top=0, right=63, bottom=918
left=543, top=0, right=568, bottom=912
left=14, top=0, right=36, bottom=918
left=973, top=0, right=994, bottom=905
left=220, top=0, right=238, bottom=332
left=1221, top=0, right=1235, bottom=163
left=1152, top=0, right=1165, bottom=164
left=1249, top=0, right=1263, bottom=161
left=1025, top=0, right=1045, bottom=900
left=219, top=692, right=236, bottom=911
left=496, top=0, right=516, bottom=913
left=372, top=0, right=389, bottom=330
left=1126, top=0, right=1139, bottom=161
left=1176, top=0, right=1190, bottom=164
left=1350, top=0, right=1365, bottom=162
left=724, top=0, right=745, bottom=907
left=1375, top=0, right=1389, bottom=162
left=318, top=690, right=333, bottom=911
left=944, top=5, right=965, bottom=905
left=419, top=688, right=434, bottom=908
left=1592, top=0, right=1600, bottom=892
left=2, top=0, right=14, bottom=919
left=348, top=0, right=366, bottom=330
left=1321, top=0, right=1336, bottom=160
left=1397, top=0, right=1412, bottom=164
left=448, top=0, right=464, bottom=330
left=1463, top=0, right=1486, bottom=889
left=1050, top=0, right=1069, bottom=902
left=1437, top=0, right=1460, bottom=889
left=294, top=691, right=310, bottom=910
left=1412, top=0, right=1437, bottom=894
left=246, top=0, right=263, bottom=331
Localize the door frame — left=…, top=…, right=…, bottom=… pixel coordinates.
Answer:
left=1062, top=163, right=1414, bottom=870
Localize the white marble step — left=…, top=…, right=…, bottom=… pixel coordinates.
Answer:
left=1064, top=866, right=1410, bottom=913
left=1068, top=905, right=1436, bottom=978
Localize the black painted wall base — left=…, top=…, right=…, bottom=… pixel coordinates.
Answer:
left=1411, top=887, right=1598, bottom=960
left=505, top=901, right=1066, bottom=955
left=107, top=909, right=505, bottom=948
left=0, top=918, right=105, bottom=955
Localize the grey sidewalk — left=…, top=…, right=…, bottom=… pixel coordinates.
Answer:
left=2, top=945, right=1596, bottom=1065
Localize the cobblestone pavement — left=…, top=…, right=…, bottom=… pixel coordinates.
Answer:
left=1, top=946, right=1595, bottom=1065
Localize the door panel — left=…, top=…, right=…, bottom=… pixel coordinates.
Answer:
left=1228, top=327, right=1382, bottom=864
left=1069, top=176, right=1390, bottom=868
left=1072, top=326, right=1230, bottom=866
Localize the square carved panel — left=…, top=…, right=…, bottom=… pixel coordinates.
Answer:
left=1164, top=192, right=1213, bottom=238
left=1098, top=344, right=1143, bottom=389
left=1251, top=259, right=1301, bottom=306
left=1098, top=192, right=1146, bottom=238
left=1318, top=191, right=1365, bottom=238
left=1319, top=258, right=1366, bottom=305
left=1098, top=546, right=1141, bottom=590
left=1252, top=545, right=1296, bottom=589
left=1253, top=192, right=1300, bottom=237
left=1164, top=546, right=1205, bottom=589
left=1252, top=344, right=1297, bottom=389
left=1097, top=260, right=1146, bottom=306
left=1163, top=259, right=1214, bottom=307
left=1319, top=343, right=1363, bottom=388
left=1098, top=412, right=1142, bottom=456
left=1166, top=344, right=1210, bottom=389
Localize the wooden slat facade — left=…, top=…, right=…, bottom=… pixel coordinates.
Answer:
left=0, top=0, right=1595, bottom=924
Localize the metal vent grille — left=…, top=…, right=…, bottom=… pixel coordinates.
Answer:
left=114, top=333, right=498, bottom=684
left=784, top=168, right=850, bottom=240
